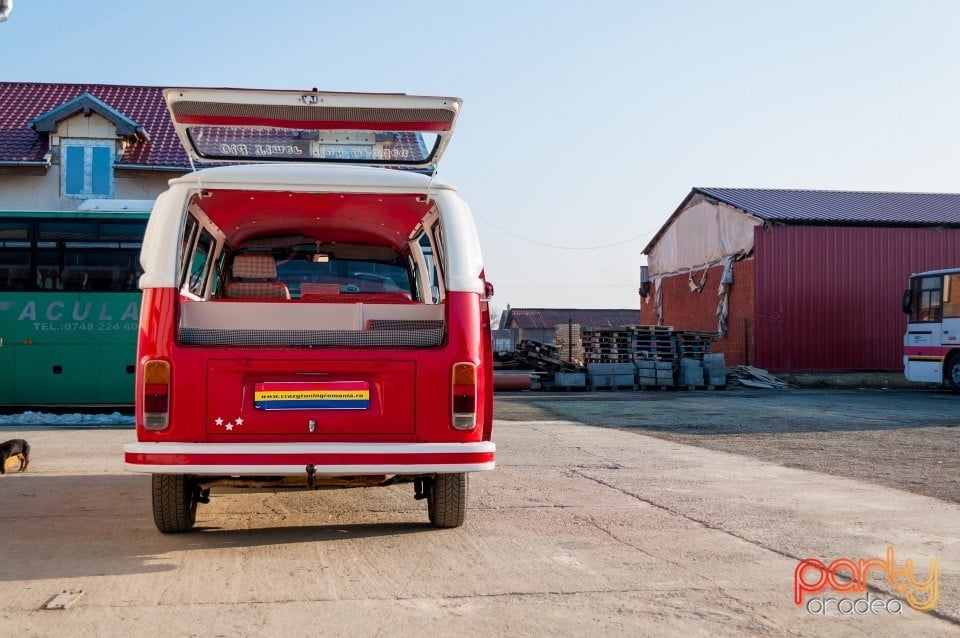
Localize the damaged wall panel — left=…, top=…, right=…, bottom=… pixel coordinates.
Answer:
left=640, top=259, right=755, bottom=366
left=647, top=196, right=760, bottom=276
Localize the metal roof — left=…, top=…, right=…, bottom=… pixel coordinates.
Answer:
left=697, top=187, right=960, bottom=225
left=504, top=308, right=639, bottom=330
left=643, top=187, right=960, bottom=255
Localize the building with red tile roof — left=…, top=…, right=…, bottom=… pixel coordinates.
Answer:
left=0, top=82, right=192, bottom=211
left=0, top=82, right=190, bottom=169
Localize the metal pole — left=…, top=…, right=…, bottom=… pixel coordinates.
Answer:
left=743, top=318, right=750, bottom=366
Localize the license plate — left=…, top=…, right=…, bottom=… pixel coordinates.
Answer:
left=254, top=381, right=370, bottom=411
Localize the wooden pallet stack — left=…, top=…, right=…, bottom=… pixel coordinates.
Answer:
left=581, top=328, right=635, bottom=364
left=554, top=323, right=584, bottom=363
left=674, top=331, right=717, bottom=361
left=508, top=340, right=584, bottom=374
left=627, top=325, right=677, bottom=363
left=579, top=326, right=717, bottom=388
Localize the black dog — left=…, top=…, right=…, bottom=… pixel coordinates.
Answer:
left=0, top=439, right=29, bottom=474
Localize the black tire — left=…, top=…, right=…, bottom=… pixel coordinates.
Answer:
left=947, top=355, right=960, bottom=393
left=152, top=474, right=197, bottom=533
left=427, top=473, right=467, bottom=528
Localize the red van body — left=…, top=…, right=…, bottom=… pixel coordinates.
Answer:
left=123, top=89, right=494, bottom=532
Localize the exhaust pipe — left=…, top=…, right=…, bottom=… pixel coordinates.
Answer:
left=0, top=0, right=12, bottom=23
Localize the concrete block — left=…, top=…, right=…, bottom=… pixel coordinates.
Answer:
left=635, top=360, right=656, bottom=371
left=587, top=363, right=615, bottom=375
left=554, top=372, right=586, bottom=388
left=611, top=363, right=635, bottom=375
left=704, top=368, right=726, bottom=386
left=703, top=353, right=726, bottom=366
left=589, top=374, right=611, bottom=388
left=656, top=372, right=674, bottom=384
left=654, top=361, right=673, bottom=371
left=679, top=357, right=702, bottom=369
left=612, top=374, right=635, bottom=386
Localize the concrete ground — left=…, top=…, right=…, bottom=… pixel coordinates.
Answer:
left=0, top=389, right=957, bottom=637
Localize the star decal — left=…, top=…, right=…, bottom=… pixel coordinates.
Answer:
left=216, top=416, right=244, bottom=431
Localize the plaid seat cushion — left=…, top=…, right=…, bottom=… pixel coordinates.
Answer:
left=232, top=254, right=278, bottom=279
left=224, top=282, right=291, bottom=299
left=367, top=319, right=446, bottom=331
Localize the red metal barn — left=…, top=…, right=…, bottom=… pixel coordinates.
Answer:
left=640, top=188, right=960, bottom=372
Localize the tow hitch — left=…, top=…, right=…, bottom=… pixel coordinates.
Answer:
left=413, top=477, right=433, bottom=500
left=306, top=464, right=317, bottom=490
left=192, top=484, right=210, bottom=504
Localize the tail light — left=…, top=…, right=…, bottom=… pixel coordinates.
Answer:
left=143, top=360, right=170, bottom=430
left=452, top=362, right=477, bottom=430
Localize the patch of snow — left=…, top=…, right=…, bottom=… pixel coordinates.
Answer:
left=0, top=411, right=134, bottom=426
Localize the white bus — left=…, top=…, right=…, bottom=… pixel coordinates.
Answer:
left=902, top=267, right=960, bottom=391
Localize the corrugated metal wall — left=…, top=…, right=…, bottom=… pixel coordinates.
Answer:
left=639, top=260, right=755, bottom=366
left=754, top=225, right=960, bottom=372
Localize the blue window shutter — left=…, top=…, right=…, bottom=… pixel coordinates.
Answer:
left=65, top=146, right=85, bottom=195
left=91, top=146, right=112, bottom=196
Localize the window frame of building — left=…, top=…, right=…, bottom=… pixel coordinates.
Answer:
left=60, top=139, right=115, bottom=199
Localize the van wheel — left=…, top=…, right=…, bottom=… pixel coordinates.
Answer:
left=428, top=473, right=467, bottom=528
left=152, top=474, right=197, bottom=533
left=947, top=355, right=960, bottom=393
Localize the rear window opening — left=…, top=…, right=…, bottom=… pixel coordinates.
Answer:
left=227, top=242, right=415, bottom=302
left=175, top=189, right=447, bottom=348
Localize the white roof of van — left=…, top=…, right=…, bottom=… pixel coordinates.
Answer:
left=169, top=164, right=457, bottom=192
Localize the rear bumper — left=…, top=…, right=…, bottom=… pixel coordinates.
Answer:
left=124, top=441, right=495, bottom=475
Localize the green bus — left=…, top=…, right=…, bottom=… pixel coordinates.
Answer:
left=0, top=206, right=149, bottom=406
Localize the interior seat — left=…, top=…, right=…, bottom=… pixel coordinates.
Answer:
left=223, top=254, right=290, bottom=299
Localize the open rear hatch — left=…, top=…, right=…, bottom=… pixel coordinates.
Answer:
left=165, top=88, right=458, bottom=439
left=165, top=88, right=461, bottom=171
left=206, top=358, right=416, bottom=437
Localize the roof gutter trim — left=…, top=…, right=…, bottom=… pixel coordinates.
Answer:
left=0, top=160, right=49, bottom=166
left=115, top=163, right=191, bottom=172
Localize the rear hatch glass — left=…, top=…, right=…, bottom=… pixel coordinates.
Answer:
left=165, top=88, right=461, bottom=170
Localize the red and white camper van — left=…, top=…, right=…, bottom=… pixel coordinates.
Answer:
left=124, top=89, right=494, bottom=533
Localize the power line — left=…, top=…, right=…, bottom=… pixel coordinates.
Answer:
left=474, top=212, right=658, bottom=250
left=505, top=283, right=636, bottom=289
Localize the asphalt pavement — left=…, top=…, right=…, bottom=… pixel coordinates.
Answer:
left=0, top=390, right=956, bottom=636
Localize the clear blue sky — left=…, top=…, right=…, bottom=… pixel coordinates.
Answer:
left=4, top=1, right=960, bottom=312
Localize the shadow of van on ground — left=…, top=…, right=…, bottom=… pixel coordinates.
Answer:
left=0, top=473, right=441, bottom=582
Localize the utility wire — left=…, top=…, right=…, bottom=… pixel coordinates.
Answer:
left=474, top=212, right=658, bottom=250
